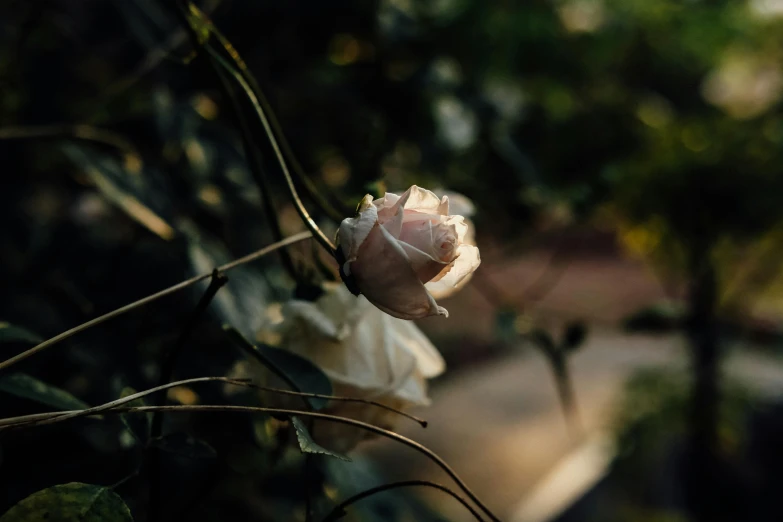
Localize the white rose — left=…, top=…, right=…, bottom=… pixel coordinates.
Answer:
left=279, top=283, right=445, bottom=453
left=337, top=185, right=481, bottom=319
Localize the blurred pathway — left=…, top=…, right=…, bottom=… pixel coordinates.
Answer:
left=361, top=330, right=783, bottom=521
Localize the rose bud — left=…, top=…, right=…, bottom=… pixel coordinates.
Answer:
left=337, top=185, right=480, bottom=319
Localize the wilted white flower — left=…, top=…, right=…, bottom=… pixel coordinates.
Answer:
left=279, top=283, right=445, bottom=452
left=337, top=185, right=481, bottom=319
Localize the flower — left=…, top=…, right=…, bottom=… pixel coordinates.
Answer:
left=279, top=283, right=445, bottom=452
left=428, top=189, right=477, bottom=299
left=337, top=185, right=481, bottom=319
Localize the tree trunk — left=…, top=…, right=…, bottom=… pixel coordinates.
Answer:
left=685, top=257, right=723, bottom=521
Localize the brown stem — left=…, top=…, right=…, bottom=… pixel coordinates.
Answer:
left=0, top=377, right=426, bottom=430
left=165, top=0, right=337, bottom=255
left=148, top=270, right=228, bottom=522
left=0, top=231, right=312, bottom=373
left=3, top=404, right=500, bottom=522
left=322, top=480, right=485, bottom=522
left=203, top=46, right=337, bottom=255
left=242, top=382, right=427, bottom=428
left=207, top=30, right=349, bottom=223
left=188, top=19, right=300, bottom=281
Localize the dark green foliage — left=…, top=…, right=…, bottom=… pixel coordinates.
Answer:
left=0, top=483, right=133, bottom=522
left=0, top=324, right=43, bottom=346
left=0, top=373, right=90, bottom=412
left=224, top=326, right=333, bottom=410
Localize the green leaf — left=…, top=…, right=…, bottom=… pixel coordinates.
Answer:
left=0, top=373, right=90, bottom=411
left=118, top=387, right=150, bottom=445
left=290, top=417, right=350, bottom=462
left=0, top=322, right=43, bottom=345
left=0, top=482, right=133, bottom=522
left=224, top=326, right=332, bottom=410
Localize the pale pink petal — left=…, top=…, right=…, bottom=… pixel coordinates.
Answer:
left=402, top=185, right=449, bottom=215
left=338, top=195, right=377, bottom=276
left=426, top=244, right=481, bottom=299
left=351, top=224, right=448, bottom=319
left=399, top=214, right=459, bottom=263
left=444, top=215, right=469, bottom=243
left=437, top=191, right=475, bottom=217
left=377, top=189, right=410, bottom=238
left=398, top=216, right=436, bottom=253
left=431, top=222, right=460, bottom=262
left=374, top=191, right=401, bottom=210
left=398, top=241, right=451, bottom=283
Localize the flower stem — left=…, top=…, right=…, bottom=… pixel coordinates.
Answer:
left=207, top=29, right=349, bottom=223
left=165, top=0, right=337, bottom=255
left=203, top=46, right=337, bottom=255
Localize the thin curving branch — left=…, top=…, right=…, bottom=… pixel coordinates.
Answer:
left=210, top=64, right=301, bottom=281
left=3, top=403, right=500, bottom=522
left=321, top=479, right=485, bottom=522
left=242, top=382, right=427, bottom=428
left=0, top=376, right=426, bottom=430
left=0, top=376, right=249, bottom=428
left=0, top=231, right=312, bottom=373
left=206, top=28, right=349, bottom=222
left=204, top=47, right=337, bottom=255
left=147, top=269, right=228, bottom=522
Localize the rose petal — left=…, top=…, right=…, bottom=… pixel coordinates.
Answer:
left=283, top=300, right=342, bottom=340
left=374, top=191, right=401, bottom=210
left=399, top=213, right=459, bottom=263
left=338, top=195, right=377, bottom=275
left=390, top=368, right=431, bottom=406
left=426, top=244, right=481, bottom=299
left=282, top=288, right=444, bottom=395
left=351, top=224, right=448, bottom=319
left=443, top=215, right=469, bottom=243
left=398, top=215, right=436, bottom=253
left=402, top=185, right=449, bottom=215
left=383, top=313, right=446, bottom=379
left=439, top=191, right=475, bottom=218
left=398, top=241, right=451, bottom=283
left=377, top=189, right=410, bottom=238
